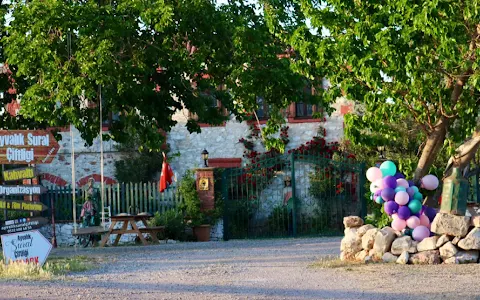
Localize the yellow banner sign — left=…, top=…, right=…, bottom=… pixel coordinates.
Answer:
left=0, top=200, right=47, bottom=212
left=3, top=167, right=35, bottom=182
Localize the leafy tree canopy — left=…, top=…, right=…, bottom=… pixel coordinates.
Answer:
left=1, top=0, right=321, bottom=150
left=264, top=0, right=480, bottom=180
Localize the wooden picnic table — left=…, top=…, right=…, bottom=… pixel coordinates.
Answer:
left=99, top=214, right=165, bottom=247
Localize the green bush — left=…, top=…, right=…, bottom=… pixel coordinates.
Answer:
left=148, top=209, right=186, bottom=240
left=178, top=170, right=223, bottom=227
left=267, top=205, right=290, bottom=235
left=178, top=170, right=203, bottom=226
left=365, top=205, right=391, bottom=228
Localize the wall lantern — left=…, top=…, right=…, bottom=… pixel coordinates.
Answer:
left=201, top=149, right=209, bottom=167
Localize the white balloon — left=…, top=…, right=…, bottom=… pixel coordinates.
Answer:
left=421, top=175, right=439, bottom=190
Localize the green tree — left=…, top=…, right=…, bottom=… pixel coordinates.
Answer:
left=264, top=0, right=480, bottom=181
left=3, top=0, right=319, bottom=152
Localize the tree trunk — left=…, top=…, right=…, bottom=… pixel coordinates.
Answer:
left=413, top=116, right=449, bottom=183
left=444, top=125, right=480, bottom=177
left=423, top=125, right=480, bottom=208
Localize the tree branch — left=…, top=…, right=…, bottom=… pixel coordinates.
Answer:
left=450, top=69, right=473, bottom=103
left=439, top=97, right=459, bottom=119
left=444, top=123, right=480, bottom=177
left=402, top=98, right=430, bottom=135
left=422, top=99, right=434, bottom=131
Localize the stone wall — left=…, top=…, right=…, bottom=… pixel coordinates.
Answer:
left=27, top=97, right=353, bottom=187
left=210, top=219, right=224, bottom=241
left=168, top=97, right=353, bottom=178
left=36, top=127, right=122, bottom=187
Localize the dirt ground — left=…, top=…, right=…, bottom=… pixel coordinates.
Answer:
left=1, top=237, right=480, bottom=300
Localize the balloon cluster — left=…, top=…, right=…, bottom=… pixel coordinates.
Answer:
left=367, top=161, right=438, bottom=242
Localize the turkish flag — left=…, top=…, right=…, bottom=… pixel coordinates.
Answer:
left=159, top=153, right=175, bottom=193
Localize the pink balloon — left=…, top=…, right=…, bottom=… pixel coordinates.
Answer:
left=421, top=175, right=439, bottom=191
left=396, top=179, right=409, bottom=188
left=394, top=191, right=409, bottom=205
left=367, top=167, right=383, bottom=182
left=412, top=225, right=430, bottom=242
left=392, top=213, right=399, bottom=220
left=391, top=218, right=407, bottom=231
left=419, top=214, right=430, bottom=227
left=406, top=216, right=420, bottom=229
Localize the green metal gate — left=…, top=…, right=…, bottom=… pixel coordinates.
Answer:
left=222, top=152, right=366, bottom=239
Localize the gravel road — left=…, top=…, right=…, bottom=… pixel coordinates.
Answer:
left=1, top=237, right=480, bottom=300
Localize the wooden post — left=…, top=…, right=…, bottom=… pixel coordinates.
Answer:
left=51, top=196, right=57, bottom=248
left=2, top=164, right=5, bottom=221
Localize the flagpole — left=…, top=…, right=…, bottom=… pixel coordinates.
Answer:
left=68, top=31, right=77, bottom=238
left=71, top=110, right=77, bottom=235
left=99, top=85, right=105, bottom=227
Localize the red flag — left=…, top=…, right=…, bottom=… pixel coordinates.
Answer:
left=159, top=153, right=175, bottom=192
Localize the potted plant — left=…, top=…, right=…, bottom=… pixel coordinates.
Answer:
left=179, top=170, right=213, bottom=242
left=191, top=213, right=212, bottom=242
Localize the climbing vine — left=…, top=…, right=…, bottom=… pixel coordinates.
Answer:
left=236, top=124, right=289, bottom=195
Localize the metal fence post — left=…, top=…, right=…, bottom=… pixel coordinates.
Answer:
left=291, top=152, right=297, bottom=237
left=221, top=169, right=230, bottom=241
left=358, top=162, right=367, bottom=219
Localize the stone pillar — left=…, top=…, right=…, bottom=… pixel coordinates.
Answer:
left=195, top=168, right=215, bottom=211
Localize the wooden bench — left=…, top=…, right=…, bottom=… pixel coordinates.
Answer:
left=71, top=226, right=108, bottom=236
left=139, top=226, right=166, bottom=243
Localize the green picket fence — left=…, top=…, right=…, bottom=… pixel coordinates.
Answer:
left=41, top=183, right=182, bottom=222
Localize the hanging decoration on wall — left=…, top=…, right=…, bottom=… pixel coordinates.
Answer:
left=199, top=178, right=209, bottom=191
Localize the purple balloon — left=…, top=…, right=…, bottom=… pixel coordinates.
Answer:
left=406, top=187, right=416, bottom=198
left=381, top=188, right=396, bottom=201
left=383, top=176, right=397, bottom=189
left=412, top=225, right=430, bottom=242
left=374, top=190, right=381, bottom=198
left=408, top=180, right=415, bottom=187
left=424, top=207, right=437, bottom=223
left=384, top=201, right=399, bottom=215
left=394, top=172, right=405, bottom=179
left=397, top=206, right=412, bottom=220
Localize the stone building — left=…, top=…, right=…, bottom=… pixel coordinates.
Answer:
left=31, top=96, right=354, bottom=187
left=168, top=97, right=354, bottom=177
left=1, top=63, right=354, bottom=186
left=36, top=127, right=121, bottom=188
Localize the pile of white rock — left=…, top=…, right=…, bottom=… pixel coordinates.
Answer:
left=341, top=213, right=480, bottom=264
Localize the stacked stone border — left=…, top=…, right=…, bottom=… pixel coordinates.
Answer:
left=341, top=213, right=480, bottom=265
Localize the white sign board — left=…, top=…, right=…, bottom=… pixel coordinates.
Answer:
left=1, top=230, right=52, bottom=266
